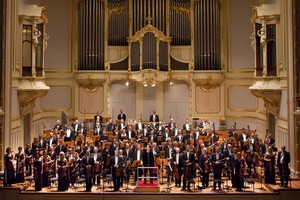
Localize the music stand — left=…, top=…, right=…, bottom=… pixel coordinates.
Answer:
left=131, top=160, right=142, bottom=186
left=159, top=158, right=168, bottom=185
left=256, top=162, right=266, bottom=190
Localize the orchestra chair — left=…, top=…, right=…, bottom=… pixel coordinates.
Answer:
left=75, top=135, right=84, bottom=144
left=49, top=176, right=59, bottom=190
left=43, top=130, right=52, bottom=139
left=108, top=135, right=118, bottom=142
left=63, top=141, right=74, bottom=149
left=244, top=178, right=255, bottom=192
left=102, top=173, right=113, bottom=191
left=185, top=179, right=196, bottom=193
left=74, top=173, right=86, bottom=192
left=24, top=176, right=34, bottom=191
left=86, top=130, right=94, bottom=142
left=182, top=130, right=187, bottom=136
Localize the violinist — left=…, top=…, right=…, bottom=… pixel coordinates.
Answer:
left=92, top=147, right=102, bottom=186
left=199, top=147, right=211, bottom=188
left=211, top=145, right=224, bottom=191
left=15, top=146, right=25, bottom=183
left=42, top=150, right=51, bottom=187
left=229, top=146, right=238, bottom=187
left=67, top=147, right=79, bottom=187
left=57, top=151, right=69, bottom=191
left=238, top=128, right=249, bottom=151
left=234, top=152, right=245, bottom=191
left=33, top=150, right=43, bottom=191
left=4, top=147, right=15, bottom=187
left=263, top=146, right=276, bottom=184
left=244, top=133, right=258, bottom=177
left=24, top=143, right=33, bottom=176
left=172, top=147, right=182, bottom=187
left=111, top=149, right=123, bottom=191
left=123, top=143, right=133, bottom=184
left=181, top=145, right=195, bottom=192
left=102, top=143, right=112, bottom=172
left=165, top=142, right=174, bottom=182
left=82, top=150, right=94, bottom=192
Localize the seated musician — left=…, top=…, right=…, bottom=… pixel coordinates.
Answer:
left=181, top=144, right=195, bottom=191
left=92, top=147, right=102, bottom=186
left=126, top=125, right=136, bottom=140
left=156, top=121, right=164, bottom=134
left=151, top=142, right=160, bottom=158
left=183, top=119, right=192, bottom=132
left=148, top=130, right=157, bottom=143
left=53, top=119, right=63, bottom=132
left=82, top=150, right=94, bottom=192
left=94, top=122, right=102, bottom=135
left=193, top=127, right=201, bottom=140
left=228, top=125, right=238, bottom=138
left=234, top=152, right=246, bottom=192
left=200, top=147, right=211, bottom=188
left=176, top=129, right=184, bottom=143
left=111, top=149, right=123, bottom=191
left=172, top=147, right=182, bottom=187
left=162, top=127, right=171, bottom=142
left=118, top=119, right=127, bottom=130
left=171, top=123, right=179, bottom=136
left=135, top=118, right=144, bottom=131
left=64, top=125, right=74, bottom=142
left=277, top=145, right=291, bottom=188
left=132, top=144, right=143, bottom=181
left=211, top=145, right=224, bottom=191
left=84, top=141, right=94, bottom=153
left=119, top=129, right=128, bottom=143
left=142, top=144, right=155, bottom=184
left=57, top=152, right=69, bottom=191
left=100, top=130, right=109, bottom=144
left=168, top=118, right=176, bottom=129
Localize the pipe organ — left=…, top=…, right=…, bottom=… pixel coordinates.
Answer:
left=76, top=0, right=222, bottom=71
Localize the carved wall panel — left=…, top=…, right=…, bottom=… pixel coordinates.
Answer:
left=79, top=86, right=104, bottom=115
left=279, top=89, right=288, bottom=118
left=43, top=86, right=71, bottom=111
left=228, top=86, right=257, bottom=111
left=10, top=129, right=21, bottom=152
left=195, top=85, right=220, bottom=114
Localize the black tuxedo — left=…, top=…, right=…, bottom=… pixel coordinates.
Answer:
left=181, top=151, right=195, bottom=190
left=211, top=152, right=224, bottom=189
left=142, top=150, right=154, bottom=183
left=238, top=133, right=249, bottom=151
left=94, top=114, right=103, bottom=124
left=117, top=113, right=126, bottom=121
left=47, top=136, right=58, bottom=147
left=111, top=155, right=123, bottom=191
left=126, top=130, right=136, bottom=140
left=135, top=123, right=144, bottom=130
left=123, top=149, right=133, bottom=161
left=106, top=123, right=115, bottom=132
left=82, top=154, right=94, bottom=191
left=55, top=144, right=67, bottom=155
left=149, top=114, right=159, bottom=123
left=94, top=127, right=102, bottom=135
left=165, top=147, right=174, bottom=159
left=72, top=123, right=80, bottom=132
left=277, top=150, right=291, bottom=187
left=148, top=134, right=157, bottom=143
left=64, top=129, right=75, bottom=141
left=183, top=124, right=191, bottom=131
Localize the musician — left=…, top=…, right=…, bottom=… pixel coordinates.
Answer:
left=245, top=137, right=257, bottom=177
left=111, top=149, right=123, bottom=191
left=193, top=127, right=201, bottom=141
left=39, top=133, right=48, bottom=150
left=149, top=110, right=159, bottom=122
left=238, top=128, right=249, bottom=151
left=55, top=139, right=67, bottom=155
left=66, top=147, right=79, bottom=187
left=4, top=147, right=15, bottom=187
left=263, top=133, right=275, bottom=154
left=228, top=125, right=238, bottom=138
left=42, top=150, right=51, bottom=187
left=123, top=143, right=133, bottom=183
left=165, top=142, right=174, bottom=182
left=92, top=147, right=102, bottom=185
left=168, top=118, right=176, bottom=129
left=72, top=119, right=80, bottom=134
left=94, top=111, right=103, bottom=125
left=148, top=130, right=157, bottom=143
left=172, top=147, right=182, bottom=187
left=118, top=119, right=127, bottom=130
left=264, top=146, right=276, bottom=184
left=234, top=152, right=245, bottom=192
left=77, top=123, right=87, bottom=136
left=117, top=109, right=126, bottom=121
left=24, top=143, right=33, bottom=176
left=64, top=125, right=75, bottom=142
left=133, top=144, right=143, bottom=181
left=82, top=150, right=94, bottom=192
left=107, top=118, right=116, bottom=132
left=229, top=146, right=238, bottom=187
left=156, top=122, right=164, bottom=135
left=176, top=129, right=184, bottom=143
left=199, top=147, right=211, bottom=188
left=183, top=119, right=191, bottom=132
left=32, top=137, right=41, bottom=152
left=15, top=146, right=25, bottom=183
left=94, top=122, right=102, bottom=135
left=151, top=142, right=160, bottom=158
left=102, top=143, right=113, bottom=171
left=126, top=125, right=136, bottom=140
left=84, top=141, right=94, bottom=154
left=119, top=129, right=128, bottom=143
left=163, top=128, right=171, bottom=142
left=135, top=118, right=144, bottom=130
left=211, top=145, right=224, bottom=191
left=100, top=130, right=109, bottom=144
left=220, top=137, right=229, bottom=153
left=57, top=152, right=69, bottom=191
left=277, top=145, right=290, bottom=188
left=53, top=119, right=63, bottom=132
left=47, top=131, right=58, bottom=149
left=171, top=124, right=179, bottom=136
left=33, top=150, right=43, bottom=191
left=181, top=145, right=195, bottom=191
left=223, top=143, right=233, bottom=158
left=142, top=144, right=155, bottom=184
left=209, top=130, right=219, bottom=146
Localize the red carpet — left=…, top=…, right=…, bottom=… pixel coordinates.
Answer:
left=137, top=181, right=159, bottom=187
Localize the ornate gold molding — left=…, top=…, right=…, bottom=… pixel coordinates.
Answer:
left=75, top=71, right=107, bottom=92
left=192, top=70, right=224, bottom=93
left=129, top=69, right=171, bottom=86
left=170, top=5, right=191, bottom=20
left=108, top=5, right=128, bottom=20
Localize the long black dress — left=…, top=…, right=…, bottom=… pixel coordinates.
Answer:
left=58, top=159, right=69, bottom=191
left=34, top=158, right=43, bottom=191
left=42, top=156, right=50, bottom=187
left=15, top=153, right=25, bottom=183
left=4, top=153, right=15, bottom=186
left=264, top=153, right=276, bottom=184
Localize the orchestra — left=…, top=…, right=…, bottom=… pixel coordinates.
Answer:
left=2, top=115, right=291, bottom=193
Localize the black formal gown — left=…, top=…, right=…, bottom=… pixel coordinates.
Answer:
left=58, top=159, right=69, bottom=191
left=4, top=154, right=16, bottom=186
left=34, top=158, right=43, bottom=191
left=15, top=153, right=25, bottom=183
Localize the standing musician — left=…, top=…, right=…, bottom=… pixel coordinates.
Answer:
left=135, top=118, right=144, bottom=131
left=263, top=133, right=275, bottom=154
left=142, top=144, right=155, bottom=184
left=94, top=111, right=103, bottom=125
left=32, top=137, right=41, bottom=152
left=181, top=144, right=195, bottom=191
left=183, top=119, right=191, bottom=133
left=118, top=109, right=127, bottom=121
left=111, top=149, right=123, bottom=191
left=72, top=119, right=80, bottom=134
left=92, top=147, right=102, bottom=186
left=263, top=146, right=276, bottom=184
left=67, top=147, right=79, bottom=187
left=123, top=143, right=133, bottom=184
left=42, top=150, right=51, bottom=187
left=56, top=139, right=67, bottom=155
left=229, top=146, right=238, bottom=187
left=57, top=152, right=69, bottom=191
left=234, top=152, right=245, bottom=192
left=4, top=147, right=15, bottom=187
left=94, top=122, right=102, bottom=136
left=165, top=142, right=174, bottom=182
left=149, top=110, right=159, bottom=123
left=199, top=147, right=211, bottom=188
left=238, top=128, right=249, bottom=151
left=47, top=132, right=58, bottom=150
left=33, top=151, right=43, bottom=191
left=244, top=133, right=258, bottom=177
left=132, top=144, right=143, bottom=181
left=82, top=150, right=94, bottom=192
left=172, top=147, right=182, bottom=187
left=211, top=145, right=224, bottom=191
left=118, top=119, right=127, bottom=130
left=64, top=125, right=75, bottom=142
left=24, top=143, right=33, bottom=176
left=277, top=145, right=291, bottom=188
left=106, top=118, right=115, bottom=132
left=15, top=146, right=25, bottom=183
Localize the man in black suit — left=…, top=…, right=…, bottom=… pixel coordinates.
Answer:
left=55, top=139, right=67, bottom=154
left=135, top=119, right=144, bottom=130
left=64, top=125, right=75, bottom=142
left=126, top=125, right=136, bottom=140
left=181, top=145, right=195, bottom=191
left=238, top=128, right=249, bottom=151
left=111, top=149, right=123, bottom=191
left=142, top=145, right=155, bottom=184
left=183, top=119, right=191, bottom=132
left=277, top=145, right=291, bottom=187
left=106, top=118, right=115, bottom=132
left=211, top=145, right=224, bottom=191
left=149, top=110, right=159, bottom=122
left=91, top=147, right=102, bottom=185
left=72, top=119, right=80, bottom=134
left=94, top=111, right=103, bottom=124
left=82, top=150, right=94, bottom=192
left=172, top=147, right=183, bottom=187
left=132, top=144, right=143, bottom=181
left=117, top=109, right=126, bottom=121
left=47, top=131, right=58, bottom=149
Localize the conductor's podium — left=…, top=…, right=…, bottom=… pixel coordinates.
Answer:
left=135, top=166, right=160, bottom=193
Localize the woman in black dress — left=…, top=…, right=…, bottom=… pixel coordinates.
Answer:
left=57, top=152, right=69, bottom=191
left=264, top=146, right=276, bottom=184
left=15, top=146, right=25, bottom=183
left=4, top=147, right=15, bottom=186
left=42, top=150, right=51, bottom=187
left=34, top=151, right=43, bottom=191
left=234, top=152, right=245, bottom=191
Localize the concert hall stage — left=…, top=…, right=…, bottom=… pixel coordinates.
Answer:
left=1, top=176, right=300, bottom=200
